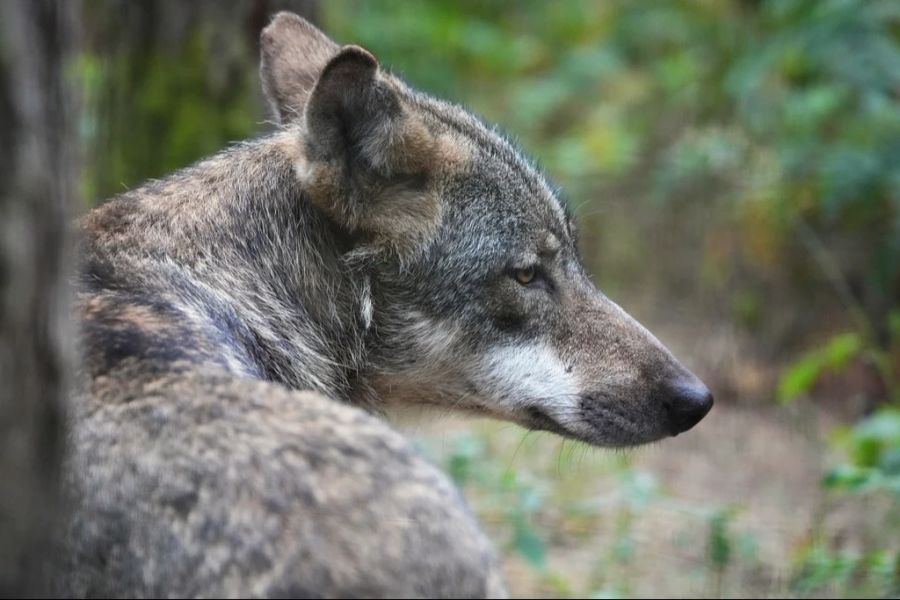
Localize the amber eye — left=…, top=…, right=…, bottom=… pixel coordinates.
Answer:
left=515, top=266, right=536, bottom=285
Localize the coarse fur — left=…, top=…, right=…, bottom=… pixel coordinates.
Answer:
left=61, top=13, right=713, bottom=598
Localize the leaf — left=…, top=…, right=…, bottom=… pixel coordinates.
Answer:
left=777, top=332, right=862, bottom=403
left=846, top=408, right=900, bottom=470
left=777, top=355, right=823, bottom=403
left=512, top=517, right=546, bottom=568
left=822, top=464, right=874, bottom=491
left=707, top=509, right=733, bottom=568
left=446, top=434, right=484, bottom=485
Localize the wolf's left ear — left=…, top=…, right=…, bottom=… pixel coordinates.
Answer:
left=260, top=13, right=339, bottom=123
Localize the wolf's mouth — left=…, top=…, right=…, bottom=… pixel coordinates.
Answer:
left=525, top=402, right=664, bottom=448
left=524, top=406, right=572, bottom=437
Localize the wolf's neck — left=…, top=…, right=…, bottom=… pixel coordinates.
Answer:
left=81, top=128, right=368, bottom=400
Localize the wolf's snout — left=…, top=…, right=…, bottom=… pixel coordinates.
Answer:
left=661, top=376, right=714, bottom=435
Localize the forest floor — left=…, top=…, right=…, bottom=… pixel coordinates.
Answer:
left=408, top=392, right=895, bottom=598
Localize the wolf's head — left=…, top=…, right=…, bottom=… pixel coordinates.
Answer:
left=260, top=13, right=712, bottom=447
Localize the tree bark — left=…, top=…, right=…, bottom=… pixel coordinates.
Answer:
left=0, top=0, right=78, bottom=596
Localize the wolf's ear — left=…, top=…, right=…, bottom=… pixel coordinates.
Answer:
left=302, top=46, right=449, bottom=251
left=304, top=46, right=410, bottom=174
left=260, top=12, right=339, bottom=124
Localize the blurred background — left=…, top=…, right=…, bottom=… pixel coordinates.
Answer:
left=7, top=0, right=900, bottom=597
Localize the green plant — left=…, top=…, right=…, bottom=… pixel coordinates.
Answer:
left=826, top=408, right=900, bottom=494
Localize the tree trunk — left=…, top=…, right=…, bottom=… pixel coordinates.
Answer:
left=0, top=0, right=78, bottom=596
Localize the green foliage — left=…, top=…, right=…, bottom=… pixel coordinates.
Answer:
left=707, top=509, right=734, bottom=569
left=430, top=424, right=898, bottom=598
left=777, top=332, right=862, bottom=403
left=444, top=433, right=548, bottom=569
left=445, top=432, right=484, bottom=486
left=77, top=11, right=260, bottom=202
left=826, top=408, right=900, bottom=494
left=791, top=543, right=899, bottom=598
left=510, top=509, right=547, bottom=568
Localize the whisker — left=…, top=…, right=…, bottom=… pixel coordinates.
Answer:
left=507, top=430, right=535, bottom=475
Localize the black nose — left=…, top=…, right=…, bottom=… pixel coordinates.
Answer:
left=662, top=376, right=713, bottom=435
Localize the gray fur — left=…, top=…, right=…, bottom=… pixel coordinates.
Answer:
left=60, top=365, right=504, bottom=598
left=63, top=12, right=712, bottom=598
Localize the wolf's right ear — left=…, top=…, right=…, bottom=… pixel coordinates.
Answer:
left=299, top=46, right=451, bottom=254
left=260, top=13, right=339, bottom=124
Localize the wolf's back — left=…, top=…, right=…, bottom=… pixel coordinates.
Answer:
left=60, top=365, right=506, bottom=598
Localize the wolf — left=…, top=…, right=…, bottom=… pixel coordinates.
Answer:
left=60, top=12, right=713, bottom=598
